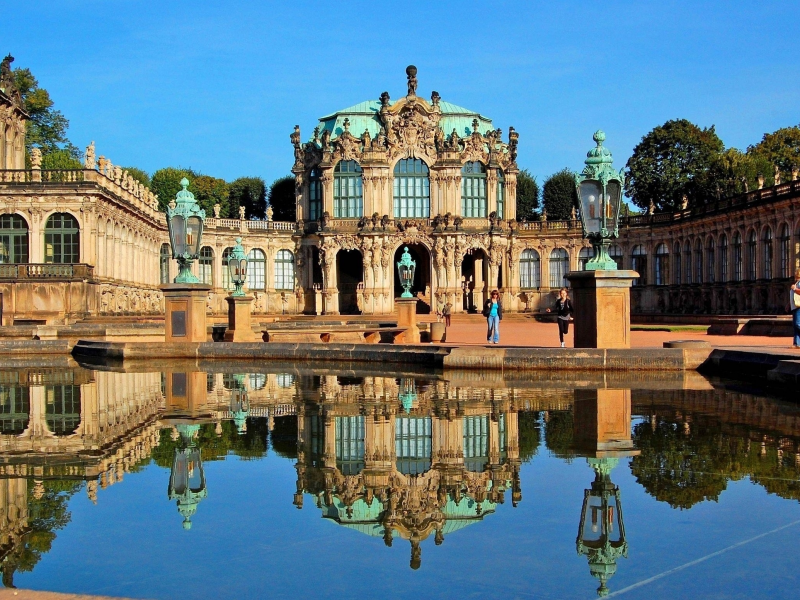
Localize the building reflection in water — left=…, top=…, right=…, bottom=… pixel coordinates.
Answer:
left=293, top=375, right=522, bottom=569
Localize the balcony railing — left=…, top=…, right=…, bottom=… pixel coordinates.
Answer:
left=0, top=263, right=94, bottom=279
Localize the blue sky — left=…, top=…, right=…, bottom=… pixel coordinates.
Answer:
left=7, top=1, right=799, bottom=185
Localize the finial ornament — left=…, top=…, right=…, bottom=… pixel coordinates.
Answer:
left=406, top=65, right=418, bottom=97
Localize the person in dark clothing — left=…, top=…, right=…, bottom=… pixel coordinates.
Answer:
left=546, top=287, right=573, bottom=347
left=482, top=289, right=503, bottom=344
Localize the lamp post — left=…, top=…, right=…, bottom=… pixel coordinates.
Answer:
left=394, top=247, right=420, bottom=343
left=396, top=247, right=416, bottom=298
left=223, top=239, right=255, bottom=342
left=168, top=424, right=208, bottom=530
left=398, top=378, right=418, bottom=413
left=229, top=373, right=250, bottom=435
left=566, top=132, right=638, bottom=349
left=574, top=131, right=624, bottom=271
left=226, top=238, right=248, bottom=297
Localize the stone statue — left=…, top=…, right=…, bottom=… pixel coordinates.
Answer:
left=84, top=141, right=96, bottom=169
left=757, top=173, right=765, bottom=190
left=774, top=164, right=781, bottom=186
left=648, top=200, right=655, bottom=215
left=792, top=167, right=799, bottom=182
left=380, top=91, right=390, bottom=107
left=680, top=194, right=688, bottom=210
left=213, top=203, right=221, bottom=218
left=239, top=205, right=246, bottom=220
left=266, top=206, right=273, bottom=221
left=541, top=209, right=547, bottom=222
left=30, top=147, right=42, bottom=169
left=431, top=91, right=440, bottom=107
left=406, top=65, right=418, bottom=96
left=571, top=206, right=577, bottom=220
left=361, top=129, right=371, bottom=149
left=0, top=54, right=20, bottom=103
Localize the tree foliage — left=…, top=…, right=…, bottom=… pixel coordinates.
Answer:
left=544, top=411, right=575, bottom=459
left=713, top=148, right=774, bottom=197
left=13, top=68, right=78, bottom=159
left=40, top=149, right=81, bottom=170
left=190, top=175, right=229, bottom=217
left=516, top=169, right=540, bottom=221
left=150, top=167, right=197, bottom=212
left=121, top=167, right=151, bottom=188
left=542, top=169, right=578, bottom=220
left=625, top=119, right=724, bottom=212
left=229, top=177, right=267, bottom=220
left=267, top=176, right=296, bottom=222
left=747, top=125, right=800, bottom=179
left=518, top=411, right=542, bottom=463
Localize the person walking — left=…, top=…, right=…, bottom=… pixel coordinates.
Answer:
left=482, top=290, right=503, bottom=344
left=791, top=269, right=800, bottom=348
left=546, top=287, right=574, bottom=348
left=442, top=302, right=452, bottom=327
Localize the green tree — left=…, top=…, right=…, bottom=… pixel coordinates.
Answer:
left=190, top=175, right=229, bottom=217
left=544, top=411, right=575, bottom=460
left=267, top=176, right=296, bottom=222
left=150, top=167, right=196, bottom=212
left=542, top=169, right=578, bottom=220
left=625, top=119, right=724, bottom=212
left=13, top=67, right=78, bottom=159
left=40, top=149, right=81, bottom=170
left=121, top=167, right=151, bottom=188
left=229, top=177, right=267, bottom=220
left=714, top=148, right=774, bottom=197
left=518, top=411, right=542, bottom=463
left=747, top=124, right=800, bottom=181
left=516, top=169, right=540, bottom=221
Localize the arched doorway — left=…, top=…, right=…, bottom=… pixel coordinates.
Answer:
left=337, top=249, right=363, bottom=315
left=393, top=244, right=432, bottom=314
left=461, top=249, right=489, bottom=313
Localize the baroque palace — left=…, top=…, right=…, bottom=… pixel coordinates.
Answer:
left=0, top=65, right=799, bottom=324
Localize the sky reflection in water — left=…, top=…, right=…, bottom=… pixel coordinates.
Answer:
left=2, top=367, right=800, bottom=599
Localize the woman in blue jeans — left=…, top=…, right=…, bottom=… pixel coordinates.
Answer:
left=792, top=269, right=800, bottom=348
left=482, top=289, right=503, bottom=344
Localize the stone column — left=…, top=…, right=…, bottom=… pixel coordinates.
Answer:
left=224, top=295, right=256, bottom=342
left=566, top=270, right=638, bottom=349
left=160, top=283, right=212, bottom=343
left=395, top=297, right=419, bottom=343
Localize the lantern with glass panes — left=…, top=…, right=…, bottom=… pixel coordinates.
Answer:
left=227, top=238, right=248, bottom=297
left=167, top=424, right=207, bottom=530
left=166, top=178, right=206, bottom=283
left=574, top=131, right=625, bottom=270
left=398, top=378, right=418, bottom=413
left=396, top=247, right=416, bottom=298
left=229, top=373, right=249, bottom=435
left=576, top=458, right=628, bottom=597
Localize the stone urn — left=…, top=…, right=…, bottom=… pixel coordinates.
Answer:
left=430, top=322, right=446, bottom=343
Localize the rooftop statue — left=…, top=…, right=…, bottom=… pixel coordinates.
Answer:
left=406, top=65, right=417, bottom=96
left=0, top=54, right=21, bottom=105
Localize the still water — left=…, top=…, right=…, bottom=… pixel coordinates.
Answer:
left=1, top=364, right=799, bottom=599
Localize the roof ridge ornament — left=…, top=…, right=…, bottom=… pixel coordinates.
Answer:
left=406, top=65, right=417, bottom=97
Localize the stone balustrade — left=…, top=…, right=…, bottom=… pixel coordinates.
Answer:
left=0, top=263, right=94, bottom=280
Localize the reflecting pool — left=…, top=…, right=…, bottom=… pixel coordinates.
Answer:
left=0, top=363, right=799, bottom=599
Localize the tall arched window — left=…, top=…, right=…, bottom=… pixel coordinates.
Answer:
left=654, top=243, right=669, bottom=285
left=519, top=249, right=540, bottom=288
left=335, top=416, right=365, bottom=476
left=719, top=234, right=729, bottom=282
left=694, top=239, right=703, bottom=284
left=609, top=244, right=623, bottom=270
left=394, top=158, right=430, bottom=218
left=44, top=213, right=79, bottom=264
left=762, top=227, right=774, bottom=279
left=706, top=238, right=715, bottom=284
left=222, top=247, right=234, bottom=291
left=461, top=161, right=487, bottom=218
left=631, top=245, right=647, bottom=286
left=308, top=167, right=322, bottom=221
left=198, top=246, right=213, bottom=285
left=45, top=385, right=80, bottom=436
left=0, top=214, right=29, bottom=264
left=333, top=160, right=363, bottom=218
left=247, top=248, right=266, bottom=291
left=159, top=243, right=171, bottom=284
left=395, top=416, right=432, bottom=475
left=549, top=248, right=569, bottom=288
left=733, top=232, right=743, bottom=282
left=496, top=169, right=505, bottom=219
left=747, top=230, right=757, bottom=280
left=578, top=247, right=594, bottom=271
left=780, top=224, right=791, bottom=277
left=684, top=241, right=692, bottom=285
left=674, top=242, right=682, bottom=284
left=275, top=249, right=295, bottom=290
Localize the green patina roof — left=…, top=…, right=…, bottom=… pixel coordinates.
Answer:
left=315, top=99, right=494, bottom=141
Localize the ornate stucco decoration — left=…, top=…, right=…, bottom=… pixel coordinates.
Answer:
left=378, top=90, right=441, bottom=162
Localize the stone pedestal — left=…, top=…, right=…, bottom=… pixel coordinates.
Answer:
left=565, top=270, right=638, bottom=349
left=395, top=297, right=420, bottom=344
left=224, top=295, right=255, bottom=342
left=572, top=389, right=637, bottom=455
left=160, top=284, right=211, bottom=343
left=162, top=369, right=212, bottom=421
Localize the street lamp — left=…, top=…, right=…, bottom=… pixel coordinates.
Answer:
left=226, top=238, right=248, bottom=297
left=576, top=458, right=628, bottom=597
left=229, top=373, right=250, bottom=435
left=398, top=378, right=418, bottom=413
left=396, top=247, right=416, bottom=298
left=168, top=424, right=208, bottom=530
left=574, top=131, right=624, bottom=270
left=166, top=178, right=205, bottom=283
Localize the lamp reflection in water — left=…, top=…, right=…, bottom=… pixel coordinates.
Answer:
left=230, top=374, right=250, bottom=435
left=576, top=457, right=627, bottom=597
left=168, top=423, right=207, bottom=530
left=398, top=378, right=417, bottom=413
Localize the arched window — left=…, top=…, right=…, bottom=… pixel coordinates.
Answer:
left=549, top=248, right=569, bottom=288
left=0, top=386, right=29, bottom=435
left=393, top=158, right=430, bottom=218
left=684, top=241, right=692, bottom=285
left=308, top=167, right=322, bottom=221
left=733, top=232, right=743, bottom=282
left=247, top=248, right=266, bottom=291
left=654, top=243, right=669, bottom=286
left=44, top=213, right=79, bottom=264
left=674, top=242, right=682, bottom=284
left=275, top=249, right=295, bottom=290
left=45, top=385, right=80, bottom=436
left=198, top=246, right=213, bottom=286
left=747, top=230, right=757, bottom=280
left=335, top=416, right=365, bottom=476
left=519, top=249, right=540, bottom=288
left=249, top=373, right=267, bottom=391
left=461, top=161, right=487, bottom=218
left=276, top=373, right=295, bottom=388
left=333, top=160, right=363, bottom=218
left=578, top=247, right=594, bottom=271
left=719, top=234, right=729, bottom=282
left=222, top=247, right=234, bottom=291
left=0, top=214, right=29, bottom=264
left=631, top=245, right=647, bottom=286
left=694, top=239, right=703, bottom=284
left=609, top=244, right=623, bottom=270
left=463, top=415, right=489, bottom=473
left=706, top=238, right=715, bottom=284
left=395, top=416, right=432, bottom=476
left=762, top=227, right=774, bottom=279
left=780, top=224, right=791, bottom=277
left=496, top=169, right=505, bottom=219
left=159, top=243, right=171, bottom=284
